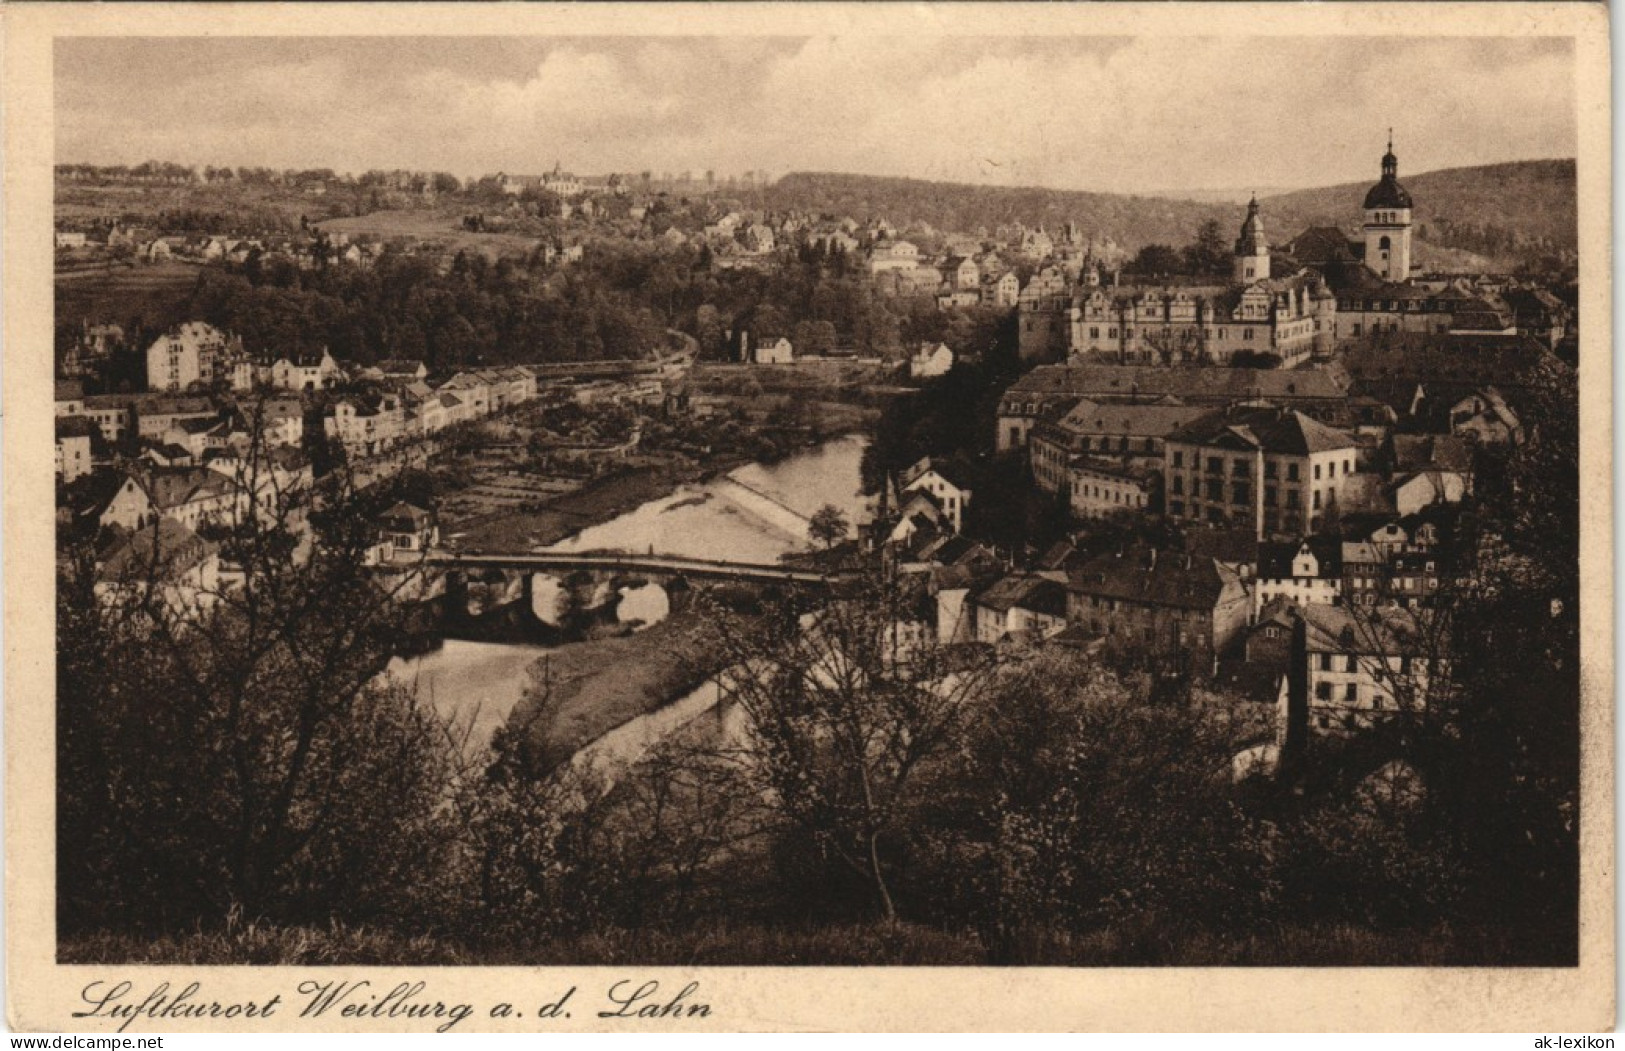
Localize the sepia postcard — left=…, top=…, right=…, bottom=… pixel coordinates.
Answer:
left=4, top=1, right=1613, bottom=1033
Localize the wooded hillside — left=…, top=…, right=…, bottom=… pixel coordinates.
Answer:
left=755, top=159, right=1577, bottom=268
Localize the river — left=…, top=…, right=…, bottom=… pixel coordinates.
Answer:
left=547, top=433, right=872, bottom=562
left=389, top=434, right=870, bottom=746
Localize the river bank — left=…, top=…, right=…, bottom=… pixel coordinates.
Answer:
left=497, top=608, right=723, bottom=768
left=395, top=434, right=871, bottom=768
left=448, top=460, right=721, bottom=552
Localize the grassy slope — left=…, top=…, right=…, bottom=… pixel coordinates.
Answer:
left=509, top=609, right=719, bottom=765
left=54, top=259, right=202, bottom=332
left=316, top=210, right=544, bottom=259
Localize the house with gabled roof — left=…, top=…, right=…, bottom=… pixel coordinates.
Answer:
left=1064, top=546, right=1250, bottom=677
left=899, top=457, right=973, bottom=534
left=94, top=518, right=221, bottom=614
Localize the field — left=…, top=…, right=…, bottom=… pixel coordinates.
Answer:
left=317, top=209, right=545, bottom=259
left=55, top=180, right=341, bottom=227
left=55, top=259, right=202, bottom=331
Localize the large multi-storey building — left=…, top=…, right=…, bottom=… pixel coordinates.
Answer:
left=146, top=322, right=249, bottom=392
left=1028, top=397, right=1206, bottom=494
left=1162, top=406, right=1358, bottom=536
left=996, top=362, right=1350, bottom=451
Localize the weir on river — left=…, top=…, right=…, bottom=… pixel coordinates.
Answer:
left=710, top=475, right=813, bottom=541
left=392, top=435, right=870, bottom=755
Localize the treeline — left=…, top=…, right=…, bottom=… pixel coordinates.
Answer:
left=175, top=239, right=1009, bottom=369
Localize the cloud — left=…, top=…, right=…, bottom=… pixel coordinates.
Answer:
left=54, top=36, right=1575, bottom=192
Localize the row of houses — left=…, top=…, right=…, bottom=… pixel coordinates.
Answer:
left=54, top=387, right=307, bottom=483
left=324, top=366, right=541, bottom=456
left=879, top=508, right=1457, bottom=734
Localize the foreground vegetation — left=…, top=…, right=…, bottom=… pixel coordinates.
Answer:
left=59, top=364, right=1578, bottom=967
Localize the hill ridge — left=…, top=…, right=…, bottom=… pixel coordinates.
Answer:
left=751, top=159, right=1577, bottom=267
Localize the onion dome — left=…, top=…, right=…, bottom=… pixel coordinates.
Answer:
left=1364, top=135, right=1413, bottom=210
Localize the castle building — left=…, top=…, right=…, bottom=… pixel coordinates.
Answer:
left=1012, top=139, right=1465, bottom=364
left=1018, top=194, right=1333, bottom=366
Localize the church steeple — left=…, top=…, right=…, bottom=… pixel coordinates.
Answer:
left=1363, top=133, right=1414, bottom=283
left=1234, top=193, right=1269, bottom=285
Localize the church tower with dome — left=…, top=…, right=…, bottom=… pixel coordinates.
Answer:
left=1362, top=133, right=1414, bottom=283
left=1233, top=194, right=1270, bottom=284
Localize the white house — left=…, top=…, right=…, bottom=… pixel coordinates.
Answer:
left=754, top=337, right=794, bottom=365
left=909, top=342, right=955, bottom=379
left=900, top=457, right=973, bottom=534
left=1252, top=538, right=1343, bottom=621
left=270, top=348, right=340, bottom=392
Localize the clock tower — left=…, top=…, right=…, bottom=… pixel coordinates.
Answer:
left=1362, top=132, right=1414, bottom=283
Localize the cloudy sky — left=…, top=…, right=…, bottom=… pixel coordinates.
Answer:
left=56, top=36, right=1575, bottom=194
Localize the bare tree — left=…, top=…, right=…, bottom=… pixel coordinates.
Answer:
left=696, top=573, right=1004, bottom=922
left=58, top=396, right=460, bottom=933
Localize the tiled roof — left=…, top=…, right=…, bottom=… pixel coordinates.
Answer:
left=1167, top=406, right=1356, bottom=455
left=1004, top=364, right=1349, bottom=405
left=1066, top=548, right=1234, bottom=611
left=1257, top=536, right=1342, bottom=580
left=97, top=518, right=217, bottom=583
